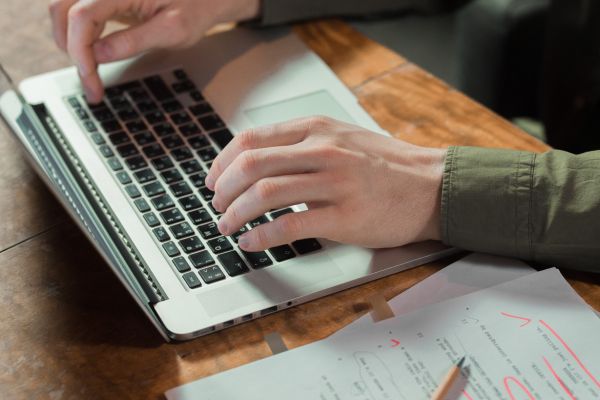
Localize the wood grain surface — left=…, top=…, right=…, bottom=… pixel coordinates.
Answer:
left=0, top=4, right=598, bottom=400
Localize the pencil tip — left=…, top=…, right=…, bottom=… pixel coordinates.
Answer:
left=457, top=356, right=465, bottom=368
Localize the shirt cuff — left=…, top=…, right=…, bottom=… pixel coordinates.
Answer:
left=441, top=146, right=537, bottom=259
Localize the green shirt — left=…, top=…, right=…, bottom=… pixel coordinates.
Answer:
left=258, top=0, right=600, bottom=271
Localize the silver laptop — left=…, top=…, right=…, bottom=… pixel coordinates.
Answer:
left=0, top=27, right=455, bottom=341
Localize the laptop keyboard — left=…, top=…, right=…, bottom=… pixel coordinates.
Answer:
left=66, top=69, right=322, bottom=290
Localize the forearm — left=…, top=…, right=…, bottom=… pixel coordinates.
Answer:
left=258, top=0, right=466, bottom=26
left=441, top=146, right=600, bottom=272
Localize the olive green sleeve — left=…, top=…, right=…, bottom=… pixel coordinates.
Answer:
left=441, top=146, right=600, bottom=272
left=258, top=0, right=465, bottom=26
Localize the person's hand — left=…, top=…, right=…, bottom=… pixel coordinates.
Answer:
left=49, top=0, right=261, bottom=103
left=205, top=116, right=447, bottom=252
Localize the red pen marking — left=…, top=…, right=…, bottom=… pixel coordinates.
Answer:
left=390, top=339, right=401, bottom=348
left=503, top=376, right=536, bottom=400
left=462, top=390, right=474, bottom=400
left=500, top=312, right=532, bottom=327
left=543, top=356, right=576, bottom=400
left=540, top=319, right=600, bottom=389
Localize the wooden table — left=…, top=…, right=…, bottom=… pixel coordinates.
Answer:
left=1, top=3, right=599, bottom=399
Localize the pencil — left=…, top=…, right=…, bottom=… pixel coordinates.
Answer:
left=431, top=357, right=465, bottom=400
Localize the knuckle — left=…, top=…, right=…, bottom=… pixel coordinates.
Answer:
left=315, top=144, right=344, bottom=160
left=239, top=150, right=258, bottom=175
left=307, top=115, right=333, bottom=131
left=278, top=214, right=303, bottom=237
left=68, top=3, right=90, bottom=23
left=254, top=179, right=277, bottom=201
left=252, top=227, right=269, bottom=249
left=237, top=129, right=257, bottom=150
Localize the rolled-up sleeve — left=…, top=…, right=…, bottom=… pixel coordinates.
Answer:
left=259, top=0, right=465, bottom=26
left=441, top=146, right=600, bottom=272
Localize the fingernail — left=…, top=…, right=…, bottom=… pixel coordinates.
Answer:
left=238, top=235, right=250, bottom=250
left=205, top=176, right=214, bottom=189
left=218, top=219, right=228, bottom=235
left=77, top=61, right=91, bottom=77
left=212, top=198, right=221, bottom=212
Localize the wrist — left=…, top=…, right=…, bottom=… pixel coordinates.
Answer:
left=420, top=147, right=447, bottom=242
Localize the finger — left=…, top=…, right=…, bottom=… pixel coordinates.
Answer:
left=93, top=14, right=175, bottom=64
left=206, top=117, right=319, bottom=190
left=212, top=145, right=326, bottom=212
left=238, top=208, right=334, bottom=251
left=217, top=174, right=331, bottom=236
left=49, top=0, right=78, bottom=51
left=66, top=0, right=131, bottom=102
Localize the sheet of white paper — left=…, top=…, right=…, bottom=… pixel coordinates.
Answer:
left=166, top=268, right=600, bottom=400
left=335, top=253, right=534, bottom=335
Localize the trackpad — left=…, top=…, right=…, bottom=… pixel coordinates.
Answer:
left=244, top=90, right=356, bottom=126
left=196, top=255, right=343, bottom=317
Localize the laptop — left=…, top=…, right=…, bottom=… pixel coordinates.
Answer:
left=0, top=27, right=455, bottom=341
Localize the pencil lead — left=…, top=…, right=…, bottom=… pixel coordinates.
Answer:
left=456, top=356, right=466, bottom=368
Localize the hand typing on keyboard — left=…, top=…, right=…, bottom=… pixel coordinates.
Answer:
left=206, top=116, right=447, bottom=252
left=49, top=0, right=261, bottom=103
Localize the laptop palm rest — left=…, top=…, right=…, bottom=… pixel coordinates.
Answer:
left=196, top=254, right=343, bottom=317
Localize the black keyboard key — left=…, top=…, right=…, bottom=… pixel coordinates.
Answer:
left=142, top=143, right=165, bottom=158
left=162, top=135, right=184, bottom=149
left=174, top=69, right=188, bottom=80
left=179, top=123, right=201, bottom=137
left=190, top=251, right=215, bottom=268
left=198, top=265, right=225, bottom=284
left=270, top=208, right=294, bottom=219
left=172, top=147, right=193, bottom=162
left=188, top=135, right=210, bottom=149
left=91, top=132, right=105, bottom=145
left=210, top=129, right=234, bottom=150
left=189, top=171, right=207, bottom=188
left=172, top=80, right=196, bottom=93
left=126, top=120, right=147, bottom=133
left=162, top=241, right=180, bottom=257
left=208, top=201, right=221, bottom=215
left=125, top=155, right=148, bottom=171
left=180, top=160, right=203, bottom=175
left=144, top=75, right=173, bottom=101
left=67, top=96, right=81, bottom=108
left=134, top=131, right=156, bottom=146
left=144, top=110, right=166, bottom=125
left=198, top=114, right=225, bottom=131
left=170, top=222, right=194, bottom=239
left=153, top=122, right=176, bottom=137
left=170, top=181, right=192, bottom=197
left=198, top=147, right=218, bottom=162
left=269, top=245, right=296, bottom=262
left=144, top=212, right=160, bottom=227
left=151, top=194, right=175, bottom=211
left=134, top=198, right=151, bottom=213
left=142, top=181, right=165, bottom=197
left=242, top=251, right=273, bottom=269
left=179, top=195, right=202, bottom=211
left=180, top=237, right=205, bottom=254
left=92, top=107, right=115, bottom=122
left=125, top=184, right=141, bottom=198
left=188, top=208, right=212, bottom=225
left=199, top=187, right=214, bottom=201
left=137, top=100, right=157, bottom=113
left=129, top=88, right=150, bottom=102
left=161, top=208, right=185, bottom=225
left=250, top=215, right=269, bottom=228
left=218, top=251, right=249, bottom=277
left=190, top=90, right=204, bottom=102
left=110, top=96, right=130, bottom=110
left=75, top=107, right=89, bottom=120
left=172, top=256, right=191, bottom=273
left=99, top=145, right=114, bottom=158
left=292, top=239, right=322, bottom=254
left=152, top=156, right=174, bottom=171
left=161, top=169, right=183, bottom=184
left=170, top=111, right=191, bottom=125
left=153, top=226, right=170, bottom=242
left=134, top=168, right=156, bottom=184
left=117, top=143, right=139, bottom=158
left=117, top=107, right=139, bottom=121
left=84, top=120, right=98, bottom=132
left=182, top=271, right=202, bottom=289
left=199, top=222, right=220, bottom=239
left=162, top=99, right=183, bottom=113
left=189, top=102, right=213, bottom=117
left=109, top=131, right=130, bottom=146
left=116, top=171, right=132, bottom=185
left=231, top=226, right=249, bottom=243
left=107, top=158, right=123, bottom=171
left=207, top=236, right=233, bottom=254
left=101, top=119, right=121, bottom=133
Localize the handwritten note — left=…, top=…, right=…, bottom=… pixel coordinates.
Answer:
left=166, top=267, right=600, bottom=400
